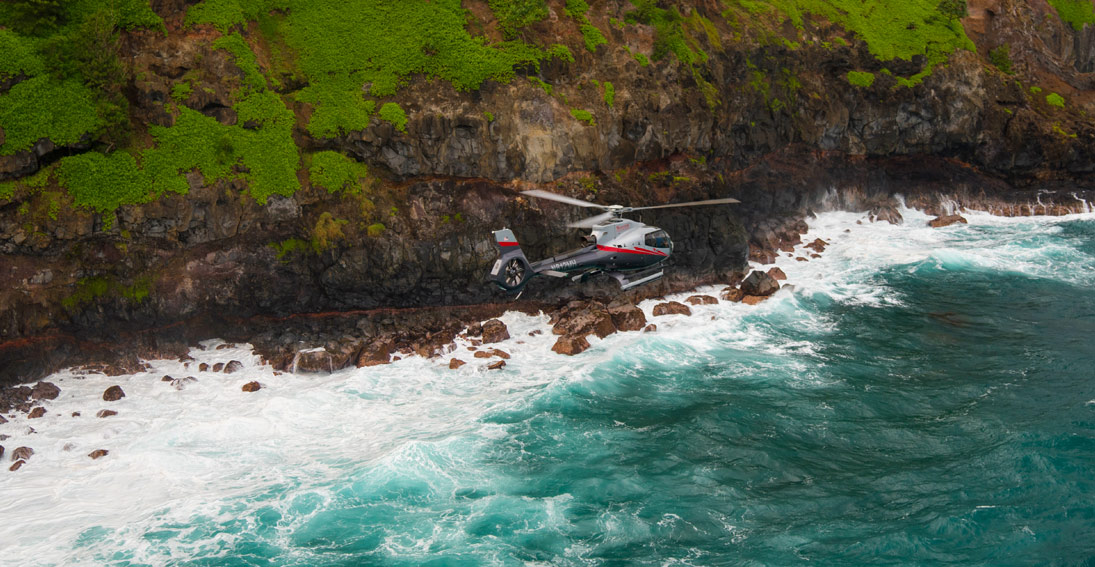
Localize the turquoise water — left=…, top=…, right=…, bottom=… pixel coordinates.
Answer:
left=3, top=213, right=1095, bottom=566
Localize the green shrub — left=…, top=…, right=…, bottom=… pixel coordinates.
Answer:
left=0, top=181, right=15, bottom=201
left=570, top=108, right=595, bottom=125
left=171, top=81, right=193, bottom=102
left=378, top=102, right=408, bottom=132
left=1030, top=86, right=1042, bottom=94
left=310, top=151, right=368, bottom=194
left=366, top=222, right=386, bottom=237
left=484, top=111, right=495, bottom=122
left=0, top=76, right=104, bottom=155
left=1048, top=0, right=1095, bottom=30
left=603, top=80, right=615, bottom=107
left=0, top=30, right=45, bottom=79
left=488, top=0, right=548, bottom=38
left=528, top=76, right=553, bottom=95
left=988, top=44, right=1013, bottom=74
left=1046, top=92, right=1066, bottom=108
left=580, top=23, right=608, bottom=52
left=846, top=70, right=876, bottom=87
left=55, top=151, right=152, bottom=213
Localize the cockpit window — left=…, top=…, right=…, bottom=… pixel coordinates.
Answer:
left=645, top=230, right=671, bottom=248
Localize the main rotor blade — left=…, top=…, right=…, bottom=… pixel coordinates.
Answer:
left=567, top=211, right=616, bottom=228
left=630, top=197, right=741, bottom=211
left=522, top=189, right=607, bottom=209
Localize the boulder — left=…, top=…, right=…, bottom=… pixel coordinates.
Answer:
left=487, top=360, right=506, bottom=370
left=607, top=303, right=646, bottom=332
left=102, top=386, right=126, bottom=402
left=804, top=239, right=828, bottom=253
left=12, top=446, right=33, bottom=461
left=0, top=416, right=6, bottom=424
left=449, top=358, right=466, bottom=369
left=212, top=363, right=225, bottom=372
left=241, top=381, right=261, bottom=392
left=161, top=375, right=173, bottom=382
left=30, top=382, right=60, bottom=400
left=720, top=288, right=744, bottom=302
left=28, top=407, right=45, bottom=419
left=767, top=267, right=787, bottom=281
left=10, top=460, right=24, bottom=471
left=481, top=319, right=510, bottom=343
left=686, top=295, right=718, bottom=306
left=929, top=214, right=968, bottom=228
left=473, top=349, right=510, bottom=359
left=740, top=271, right=780, bottom=297
left=171, top=377, right=198, bottom=390
left=552, top=335, right=591, bottom=356
left=643, top=324, right=657, bottom=332
left=88, top=449, right=109, bottom=460
left=528, top=329, right=543, bottom=336
left=742, top=295, right=770, bottom=305
left=0, top=445, right=4, bottom=460
left=795, top=257, right=808, bottom=262
left=224, top=360, right=244, bottom=373
left=552, top=303, right=617, bottom=338
left=357, top=339, right=394, bottom=367
left=465, top=322, right=483, bottom=338
left=71, top=412, right=80, bottom=417
left=653, top=301, right=691, bottom=316
left=198, top=363, right=210, bottom=372
left=96, top=409, right=118, bottom=418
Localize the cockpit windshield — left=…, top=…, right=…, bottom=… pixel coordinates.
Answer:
left=644, top=230, right=671, bottom=249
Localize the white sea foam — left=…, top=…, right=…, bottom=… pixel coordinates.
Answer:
left=1, top=206, right=1093, bottom=565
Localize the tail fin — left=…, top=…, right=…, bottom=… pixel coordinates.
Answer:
left=489, top=229, right=534, bottom=291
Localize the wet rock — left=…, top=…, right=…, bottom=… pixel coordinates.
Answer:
left=216, top=343, right=230, bottom=350
left=0, top=445, right=3, bottom=459
left=88, top=449, right=109, bottom=460
left=96, top=409, right=118, bottom=418
left=552, top=335, right=591, bottom=356
left=28, top=407, right=45, bottom=419
left=0, top=416, right=6, bottom=424
left=10, top=460, right=24, bottom=471
left=199, top=363, right=210, bottom=372
left=473, top=349, right=510, bottom=359
left=102, top=386, right=126, bottom=402
left=161, top=375, right=173, bottom=382
left=742, top=295, right=770, bottom=305
left=357, top=339, right=394, bottom=367
left=212, top=363, right=225, bottom=372
left=804, top=239, right=828, bottom=253
left=449, top=358, right=466, bottom=369
left=552, top=302, right=616, bottom=339
left=767, top=267, right=787, bottom=281
left=481, top=319, right=510, bottom=343
left=740, top=271, right=779, bottom=297
left=607, top=303, right=646, bottom=332
left=528, top=329, right=543, bottom=337
left=224, top=360, right=244, bottom=373
left=686, top=295, right=718, bottom=306
left=653, top=301, right=691, bottom=317
left=795, top=257, right=808, bottom=262
left=171, top=376, right=197, bottom=390
left=465, top=322, right=483, bottom=338
left=721, top=288, right=744, bottom=302
left=487, top=360, right=506, bottom=370
left=241, top=381, right=261, bottom=392
left=643, top=324, right=657, bottom=332
left=12, top=446, right=33, bottom=461
left=929, top=214, right=968, bottom=228
left=30, top=382, right=60, bottom=400
left=71, top=412, right=80, bottom=417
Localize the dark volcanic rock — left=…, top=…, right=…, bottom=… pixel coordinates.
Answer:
left=96, top=409, right=118, bottom=418
left=28, top=407, right=45, bottom=419
left=740, top=271, right=780, bottom=297
left=804, top=239, right=828, bottom=253
left=487, top=360, right=506, bottom=370
left=224, top=360, right=244, bottom=373
left=929, top=214, right=968, bottom=228
left=10, top=460, right=24, bottom=471
left=30, top=382, right=60, bottom=400
left=686, top=295, right=718, bottom=306
left=212, top=362, right=224, bottom=372
left=721, top=288, right=745, bottom=302
left=102, top=386, right=126, bottom=402
left=653, top=302, right=691, bottom=317
left=88, top=449, right=109, bottom=459
left=481, top=320, right=510, bottom=344
left=0, top=445, right=3, bottom=460
left=357, top=339, right=393, bottom=367
left=12, top=446, right=33, bottom=461
left=198, top=363, right=210, bottom=372
left=552, top=335, right=591, bottom=356
left=767, top=267, right=787, bottom=281
left=552, top=301, right=617, bottom=339
left=742, top=295, right=770, bottom=305
left=644, top=323, right=657, bottom=332
left=241, top=381, right=261, bottom=392
left=607, top=303, right=646, bottom=332
left=448, top=358, right=466, bottom=369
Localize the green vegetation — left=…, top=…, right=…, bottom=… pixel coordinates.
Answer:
left=484, top=111, right=495, bottom=122
left=528, top=76, right=553, bottom=95
left=846, top=70, right=876, bottom=88
left=564, top=0, right=608, bottom=52
left=726, top=0, right=975, bottom=86
left=570, top=108, right=595, bottom=125
left=626, top=1, right=719, bottom=107
left=1053, top=123, right=1077, bottom=138
left=488, top=0, right=548, bottom=38
left=1048, top=0, right=1095, bottom=30
left=378, top=102, right=408, bottom=132
left=366, top=222, right=386, bottom=237
left=603, top=81, right=615, bottom=107
left=0, top=77, right=104, bottom=155
left=309, top=151, right=369, bottom=194
left=988, top=44, right=1013, bottom=74
left=171, top=81, right=193, bottom=102
left=1030, top=86, right=1043, bottom=94
left=55, top=151, right=152, bottom=212
left=187, top=0, right=567, bottom=138
left=1, top=181, right=16, bottom=201
left=1046, top=92, right=1066, bottom=108
left=62, top=275, right=152, bottom=310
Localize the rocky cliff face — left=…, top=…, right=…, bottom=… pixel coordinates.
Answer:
left=2, top=0, right=1094, bottom=385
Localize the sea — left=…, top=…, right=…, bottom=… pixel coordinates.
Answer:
left=1, top=206, right=1094, bottom=566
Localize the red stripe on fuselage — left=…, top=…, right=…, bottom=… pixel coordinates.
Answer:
left=597, top=245, right=668, bottom=257
left=498, top=241, right=521, bottom=247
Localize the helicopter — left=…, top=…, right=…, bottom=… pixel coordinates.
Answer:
left=488, top=189, right=739, bottom=292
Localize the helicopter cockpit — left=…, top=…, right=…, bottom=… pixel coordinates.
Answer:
left=644, top=229, right=672, bottom=250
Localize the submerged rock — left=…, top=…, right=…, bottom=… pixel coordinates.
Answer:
left=88, top=449, right=109, bottom=460
left=487, top=360, right=506, bottom=370
left=643, top=324, right=657, bottom=332
left=102, top=386, right=125, bottom=402
left=804, top=239, right=828, bottom=253
left=929, top=214, right=968, bottom=228
left=653, top=301, right=691, bottom=317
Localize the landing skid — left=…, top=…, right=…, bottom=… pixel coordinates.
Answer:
left=608, top=267, right=663, bottom=290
